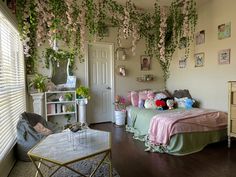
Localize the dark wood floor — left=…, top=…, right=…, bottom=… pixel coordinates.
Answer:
left=90, top=123, right=236, bottom=177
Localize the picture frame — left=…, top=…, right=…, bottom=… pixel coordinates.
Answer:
left=218, top=22, right=231, bottom=40
left=194, top=52, right=204, bottom=67
left=218, top=49, right=230, bottom=64
left=179, top=37, right=187, bottom=49
left=179, top=57, right=187, bottom=68
left=140, top=55, right=151, bottom=71
left=196, top=30, right=205, bottom=45
left=116, top=65, right=126, bottom=76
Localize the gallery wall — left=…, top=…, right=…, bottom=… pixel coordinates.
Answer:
left=167, top=0, right=236, bottom=111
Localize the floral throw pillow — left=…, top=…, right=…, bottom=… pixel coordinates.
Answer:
left=33, top=122, right=52, bottom=136
left=174, top=97, right=195, bottom=109
left=144, top=99, right=157, bottom=109
left=131, top=91, right=139, bottom=107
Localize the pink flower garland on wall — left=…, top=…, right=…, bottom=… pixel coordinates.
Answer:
left=158, top=7, right=168, bottom=63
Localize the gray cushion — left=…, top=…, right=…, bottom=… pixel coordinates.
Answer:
left=16, top=112, right=58, bottom=161
left=173, top=89, right=192, bottom=99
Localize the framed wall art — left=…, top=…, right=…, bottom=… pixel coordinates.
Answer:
left=179, top=57, right=187, bottom=68
left=140, top=55, right=151, bottom=71
left=117, top=65, right=126, bottom=76
left=218, top=49, right=230, bottom=64
left=194, top=52, right=204, bottom=67
left=218, top=22, right=231, bottom=40
left=196, top=30, right=205, bottom=45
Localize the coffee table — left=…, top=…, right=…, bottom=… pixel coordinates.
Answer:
left=27, top=129, right=112, bottom=177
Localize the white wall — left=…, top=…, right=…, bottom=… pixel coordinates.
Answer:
left=167, top=0, right=236, bottom=111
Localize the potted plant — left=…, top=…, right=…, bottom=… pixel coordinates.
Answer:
left=65, top=92, right=73, bottom=101
left=29, top=73, right=46, bottom=92
left=114, top=95, right=126, bottom=126
left=76, top=86, right=90, bottom=99
left=76, top=86, right=90, bottom=124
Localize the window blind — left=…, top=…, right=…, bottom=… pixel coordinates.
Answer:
left=0, top=11, right=26, bottom=161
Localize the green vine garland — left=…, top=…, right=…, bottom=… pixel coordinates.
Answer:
left=16, top=0, right=37, bottom=74
left=16, top=0, right=197, bottom=82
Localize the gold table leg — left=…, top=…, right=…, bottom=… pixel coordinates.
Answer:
left=29, top=151, right=112, bottom=177
left=29, top=156, right=44, bottom=177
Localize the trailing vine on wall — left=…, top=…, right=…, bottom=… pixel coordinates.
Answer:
left=16, top=0, right=197, bottom=82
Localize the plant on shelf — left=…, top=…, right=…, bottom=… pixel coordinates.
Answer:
left=29, top=73, right=47, bottom=93
left=76, top=86, right=90, bottom=99
left=65, top=92, right=73, bottom=101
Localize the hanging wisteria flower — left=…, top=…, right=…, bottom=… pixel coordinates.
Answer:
left=123, top=7, right=130, bottom=39
left=78, top=8, right=86, bottom=57
left=158, top=7, right=168, bottom=62
left=65, top=0, right=73, bottom=27
left=131, top=24, right=140, bottom=56
left=183, top=0, right=190, bottom=38
left=117, top=27, right=122, bottom=48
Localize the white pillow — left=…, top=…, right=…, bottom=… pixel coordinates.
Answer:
left=155, top=93, right=167, bottom=100
left=174, top=97, right=188, bottom=108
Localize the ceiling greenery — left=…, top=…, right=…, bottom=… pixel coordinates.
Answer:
left=16, top=0, right=197, bottom=81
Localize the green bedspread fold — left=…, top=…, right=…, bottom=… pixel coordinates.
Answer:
left=126, top=106, right=227, bottom=155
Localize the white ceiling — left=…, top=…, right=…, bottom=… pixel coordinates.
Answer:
left=114, top=0, right=209, bottom=10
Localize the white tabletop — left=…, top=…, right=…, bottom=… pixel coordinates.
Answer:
left=28, top=129, right=111, bottom=165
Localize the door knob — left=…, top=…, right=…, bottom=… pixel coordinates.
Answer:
left=106, top=87, right=111, bottom=90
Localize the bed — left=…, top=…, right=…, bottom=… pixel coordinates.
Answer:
left=126, top=106, right=227, bottom=155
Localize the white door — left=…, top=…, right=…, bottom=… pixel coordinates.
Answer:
left=87, top=43, right=114, bottom=123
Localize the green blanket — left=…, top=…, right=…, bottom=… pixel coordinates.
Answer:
left=127, top=106, right=164, bottom=140
left=126, top=106, right=227, bottom=155
left=145, top=129, right=227, bottom=155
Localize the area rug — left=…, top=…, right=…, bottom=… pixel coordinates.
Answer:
left=9, top=154, right=120, bottom=177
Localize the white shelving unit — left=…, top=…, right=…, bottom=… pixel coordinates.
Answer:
left=45, top=91, right=77, bottom=126
left=228, top=81, right=236, bottom=148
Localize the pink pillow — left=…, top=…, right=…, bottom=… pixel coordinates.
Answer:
left=147, top=91, right=155, bottom=99
left=131, top=91, right=139, bottom=107
left=139, top=91, right=148, bottom=101
left=126, top=91, right=132, bottom=105
left=33, top=122, right=52, bottom=136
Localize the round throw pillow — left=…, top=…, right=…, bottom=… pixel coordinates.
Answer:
left=144, top=99, right=156, bottom=109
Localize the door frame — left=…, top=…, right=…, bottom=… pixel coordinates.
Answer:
left=84, top=42, right=115, bottom=123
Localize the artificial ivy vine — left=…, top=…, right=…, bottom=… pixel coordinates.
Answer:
left=16, top=0, right=37, bottom=74
left=44, top=48, right=75, bottom=76
left=16, top=0, right=197, bottom=82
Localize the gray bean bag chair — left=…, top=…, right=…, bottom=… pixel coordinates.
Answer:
left=16, top=112, right=59, bottom=161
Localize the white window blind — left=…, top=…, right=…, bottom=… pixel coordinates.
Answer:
left=0, top=11, right=26, bottom=161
